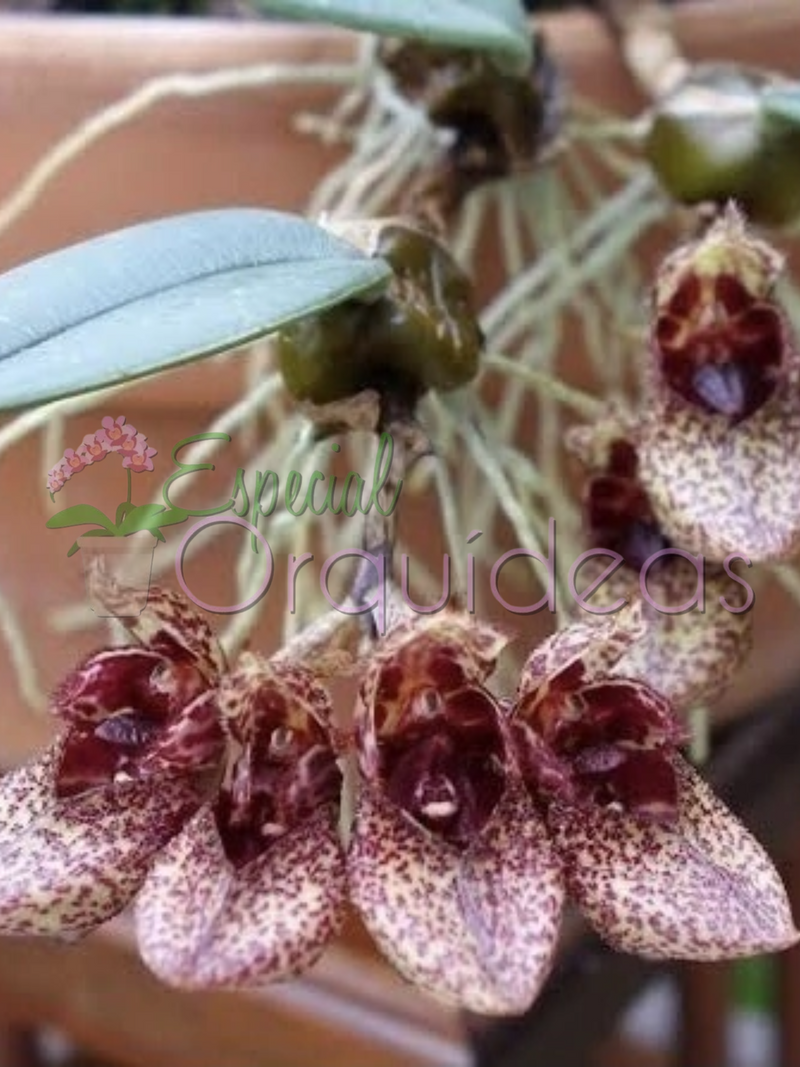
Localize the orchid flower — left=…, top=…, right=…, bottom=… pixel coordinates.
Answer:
left=348, top=609, right=796, bottom=1015
left=0, top=587, right=225, bottom=936
left=78, top=431, right=113, bottom=464
left=135, top=652, right=347, bottom=989
left=567, top=415, right=753, bottom=710
left=348, top=613, right=565, bottom=1015
left=0, top=586, right=794, bottom=1013
left=123, top=442, right=158, bottom=473
left=117, top=432, right=149, bottom=459
left=62, top=447, right=90, bottom=475
left=511, top=612, right=798, bottom=960
left=636, top=206, right=800, bottom=562
left=46, top=463, right=68, bottom=495
left=99, top=415, right=137, bottom=451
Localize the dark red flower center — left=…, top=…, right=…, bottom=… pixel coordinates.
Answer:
left=54, top=646, right=223, bottom=798
left=516, top=678, right=683, bottom=822
left=379, top=682, right=507, bottom=848
left=585, top=439, right=672, bottom=574
left=654, top=272, right=783, bottom=421
left=214, top=678, right=341, bottom=869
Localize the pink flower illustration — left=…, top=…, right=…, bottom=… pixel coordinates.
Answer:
left=78, top=432, right=112, bottom=464
left=123, top=444, right=158, bottom=473
left=99, top=415, right=137, bottom=452
left=62, top=448, right=89, bottom=476
left=47, top=465, right=68, bottom=495
left=46, top=417, right=170, bottom=549
left=118, top=432, right=149, bottom=459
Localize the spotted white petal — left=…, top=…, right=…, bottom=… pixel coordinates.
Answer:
left=0, top=741, right=205, bottom=936
left=518, top=602, right=645, bottom=702
left=550, top=756, right=798, bottom=959
left=637, top=395, right=800, bottom=563
left=349, top=783, right=564, bottom=1015
left=0, top=741, right=63, bottom=847
left=135, top=804, right=346, bottom=988
left=576, top=557, right=753, bottom=710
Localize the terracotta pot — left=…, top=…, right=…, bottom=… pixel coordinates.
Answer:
left=0, top=5, right=798, bottom=1064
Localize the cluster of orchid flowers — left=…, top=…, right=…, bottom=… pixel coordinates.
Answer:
left=47, top=416, right=158, bottom=496
left=0, top=572, right=794, bottom=1015
left=560, top=205, right=800, bottom=714
left=8, top=207, right=797, bottom=1016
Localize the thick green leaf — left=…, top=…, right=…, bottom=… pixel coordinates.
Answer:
left=0, top=209, right=391, bottom=410
left=118, top=504, right=189, bottom=535
left=255, top=0, right=532, bottom=73
left=46, top=505, right=117, bottom=532
left=152, top=507, right=192, bottom=530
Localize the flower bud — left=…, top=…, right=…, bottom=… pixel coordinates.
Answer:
left=645, top=67, right=800, bottom=228
left=275, top=219, right=483, bottom=406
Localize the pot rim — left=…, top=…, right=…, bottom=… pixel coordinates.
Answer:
left=76, top=533, right=157, bottom=552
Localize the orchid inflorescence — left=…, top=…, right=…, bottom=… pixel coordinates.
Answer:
left=0, top=578, right=794, bottom=1016
left=4, top=201, right=800, bottom=1018
left=47, top=416, right=157, bottom=497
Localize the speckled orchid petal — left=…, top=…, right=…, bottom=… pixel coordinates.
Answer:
left=637, top=393, right=800, bottom=562
left=0, top=741, right=63, bottom=848
left=0, top=740, right=206, bottom=936
left=518, top=603, right=645, bottom=702
left=53, top=646, right=184, bottom=729
left=135, top=803, right=346, bottom=988
left=135, top=651, right=345, bottom=987
left=86, top=576, right=225, bottom=681
left=348, top=782, right=564, bottom=1015
left=576, top=556, right=753, bottom=710
left=550, top=756, right=798, bottom=959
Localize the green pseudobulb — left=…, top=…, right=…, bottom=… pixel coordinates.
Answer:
left=276, top=220, right=483, bottom=405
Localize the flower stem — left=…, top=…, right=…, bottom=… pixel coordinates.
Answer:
left=126, top=466, right=132, bottom=507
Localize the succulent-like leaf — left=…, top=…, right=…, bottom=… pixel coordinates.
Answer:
left=255, top=0, right=532, bottom=75
left=0, top=740, right=206, bottom=937
left=550, top=756, right=798, bottom=959
left=348, top=783, right=564, bottom=1015
left=0, top=210, right=391, bottom=409
left=135, top=804, right=346, bottom=988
